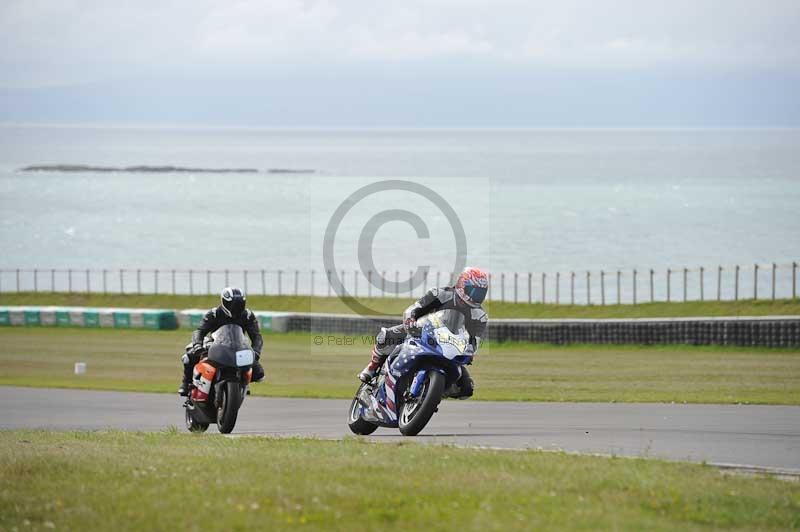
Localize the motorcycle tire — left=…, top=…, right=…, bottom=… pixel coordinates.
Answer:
left=185, top=406, right=209, bottom=433
left=347, top=383, right=378, bottom=435
left=398, top=370, right=445, bottom=436
left=217, top=381, right=241, bottom=434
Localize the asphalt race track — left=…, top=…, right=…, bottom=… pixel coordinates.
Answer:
left=2, top=387, right=799, bottom=473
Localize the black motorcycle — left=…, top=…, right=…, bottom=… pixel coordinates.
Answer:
left=183, top=324, right=254, bottom=434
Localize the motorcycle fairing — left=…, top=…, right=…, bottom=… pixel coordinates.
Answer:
left=191, top=360, right=217, bottom=401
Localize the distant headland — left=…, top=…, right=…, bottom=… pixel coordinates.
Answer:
left=19, top=165, right=316, bottom=174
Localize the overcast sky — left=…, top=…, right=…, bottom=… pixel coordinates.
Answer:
left=1, top=0, right=799, bottom=126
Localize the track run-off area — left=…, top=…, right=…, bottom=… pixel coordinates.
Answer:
left=2, top=386, right=798, bottom=475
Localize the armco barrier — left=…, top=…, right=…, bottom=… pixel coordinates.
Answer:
left=2, top=306, right=798, bottom=347
left=0, top=306, right=178, bottom=330
left=177, top=309, right=292, bottom=333
left=280, top=314, right=800, bottom=348
left=488, top=316, right=800, bottom=347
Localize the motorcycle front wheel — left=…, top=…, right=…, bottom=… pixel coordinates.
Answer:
left=184, top=405, right=209, bottom=433
left=347, top=383, right=378, bottom=435
left=398, top=370, right=445, bottom=436
left=217, top=381, right=241, bottom=434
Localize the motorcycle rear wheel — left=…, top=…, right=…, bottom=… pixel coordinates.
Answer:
left=347, top=383, right=378, bottom=435
left=217, top=381, right=241, bottom=434
left=398, top=370, right=445, bottom=436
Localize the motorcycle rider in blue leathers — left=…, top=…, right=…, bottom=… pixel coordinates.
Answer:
left=358, top=267, right=489, bottom=398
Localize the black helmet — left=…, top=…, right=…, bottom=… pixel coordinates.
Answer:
left=220, top=286, right=246, bottom=318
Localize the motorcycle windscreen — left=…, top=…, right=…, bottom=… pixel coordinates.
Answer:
left=211, top=324, right=250, bottom=349
left=208, top=324, right=252, bottom=367
left=434, top=326, right=468, bottom=360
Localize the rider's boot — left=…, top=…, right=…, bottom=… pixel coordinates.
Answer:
left=178, top=362, right=193, bottom=397
left=358, top=347, right=385, bottom=383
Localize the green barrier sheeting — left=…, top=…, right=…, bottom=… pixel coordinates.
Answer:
left=55, top=311, right=70, bottom=327
left=84, top=311, right=100, bottom=327
left=24, top=311, right=41, bottom=326
left=0, top=306, right=178, bottom=330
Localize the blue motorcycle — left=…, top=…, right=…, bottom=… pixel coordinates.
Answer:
left=348, top=311, right=474, bottom=436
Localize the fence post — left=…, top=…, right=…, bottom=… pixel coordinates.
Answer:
left=51, top=269, right=56, bottom=292
left=682, top=268, right=687, bottom=302
left=632, top=269, right=637, bottom=305
left=616, top=270, right=621, bottom=305
left=600, top=270, right=605, bottom=305
left=311, top=270, right=315, bottom=296
left=241, top=270, right=245, bottom=295
left=501, top=273, right=505, bottom=302
left=68, top=269, right=72, bottom=293
left=753, top=264, right=758, bottom=300
left=154, top=269, right=159, bottom=294
left=354, top=270, right=358, bottom=297
left=409, top=270, right=413, bottom=296
left=394, top=271, right=399, bottom=298
left=541, top=273, right=546, bottom=304
left=436, top=271, right=441, bottom=288
left=86, top=269, right=90, bottom=293
left=171, top=269, right=176, bottom=295
left=15, top=269, right=20, bottom=292
left=528, top=272, right=532, bottom=303
left=103, top=269, right=107, bottom=295
left=556, top=272, right=560, bottom=304
left=120, top=269, right=124, bottom=294
left=190, top=270, right=195, bottom=295
left=278, top=270, right=283, bottom=296
left=699, top=267, right=704, bottom=301
left=649, top=269, right=654, bottom=303
left=136, top=269, right=141, bottom=295
left=735, top=265, right=740, bottom=301
left=328, top=270, right=333, bottom=297
left=794, top=262, right=797, bottom=299
left=717, top=266, right=722, bottom=301
left=367, top=270, right=372, bottom=298
left=586, top=271, right=591, bottom=305
left=666, top=269, right=671, bottom=302
left=207, top=270, right=212, bottom=295
left=224, top=269, right=229, bottom=287
left=382, top=271, right=386, bottom=296
left=771, top=263, right=776, bottom=300
left=295, top=270, right=299, bottom=296
left=514, top=272, right=518, bottom=303
left=260, top=270, right=265, bottom=295
left=33, top=269, right=38, bottom=292
left=487, top=273, right=492, bottom=301
left=571, top=272, right=575, bottom=305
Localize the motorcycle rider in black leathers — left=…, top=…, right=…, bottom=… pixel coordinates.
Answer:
left=178, top=287, right=266, bottom=396
left=358, top=267, right=489, bottom=398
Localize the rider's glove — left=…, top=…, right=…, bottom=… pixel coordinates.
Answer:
left=403, top=317, right=416, bottom=330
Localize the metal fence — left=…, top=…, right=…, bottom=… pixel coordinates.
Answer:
left=0, top=262, right=797, bottom=304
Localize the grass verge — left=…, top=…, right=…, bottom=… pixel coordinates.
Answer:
left=1, top=430, right=798, bottom=531
left=1, top=328, right=798, bottom=404
left=2, top=292, right=800, bottom=319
